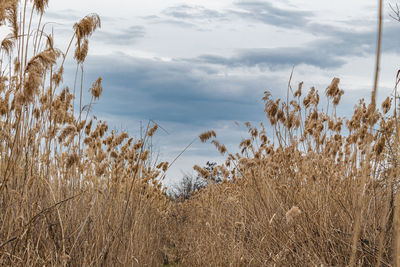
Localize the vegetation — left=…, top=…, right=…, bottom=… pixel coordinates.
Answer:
left=170, top=161, right=224, bottom=200
left=0, top=0, right=399, bottom=266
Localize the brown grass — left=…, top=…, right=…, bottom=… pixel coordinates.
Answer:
left=0, top=0, right=399, bottom=266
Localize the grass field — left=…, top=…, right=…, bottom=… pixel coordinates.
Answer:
left=1, top=0, right=399, bottom=266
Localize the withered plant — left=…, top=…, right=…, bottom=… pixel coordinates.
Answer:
left=0, top=1, right=170, bottom=266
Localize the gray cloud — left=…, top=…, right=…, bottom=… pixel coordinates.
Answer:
left=189, top=19, right=400, bottom=70
left=146, top=1, right=311, bottom=30
left=64, top=54, right=281, bottom=125
left=231, top=1, right=313, bottom=29
left=45, top=9, right=117, bottom=24
left=194, top=44, right=346, bottom=69
left=162, top=4, right=225, bottom=21
left=139, top=1, right=400, bottom=70
left=308, top=21, right=400, bottom=54
left=138, top=1, right=400, bottom=71
left=147, top=18, right=198, bottom=29
left=143, top=4, right=227, bottom=30
left=93, top=25, right=146, bottom=45
left=70, top=53, right=376, bottom=129
left=45, top=9, right=81, bottom=22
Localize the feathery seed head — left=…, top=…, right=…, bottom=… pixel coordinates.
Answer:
left=199, top=130, right=216, bottom=142
left=147, top=124, right=158, bottom=137
left=89, top=77, right=102, bottom=100
left=211, top=140, right=227, bottom=155
left=326, top=77, right=340, bottom=98
left=33, top=0, right=49, bottom=14
left=286, top=206, right=302, bottom=223
left=382, top=97, right=391, bottom=114
left=294, top=81, right=303, bottom=98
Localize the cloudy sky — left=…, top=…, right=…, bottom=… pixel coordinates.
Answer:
left=34, top=0, right=400, bottom=186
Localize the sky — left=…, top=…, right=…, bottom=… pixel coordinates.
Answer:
left=26, top=0, right=400, bottom=187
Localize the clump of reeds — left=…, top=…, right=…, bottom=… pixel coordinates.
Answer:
left=0, top=1, right=170, bottom=266
left=163, top=70, right=398, bottom=265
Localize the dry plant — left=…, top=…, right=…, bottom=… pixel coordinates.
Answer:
left=0, top=1, right=170, bottom=266
left=163, top=73, right=397, bottom=265
left=0, top=0, right=399, bottom=266
left=162, top=1, right=399, bottom=264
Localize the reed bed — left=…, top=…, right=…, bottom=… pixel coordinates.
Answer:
left=0, top=0, right=399, bottom=266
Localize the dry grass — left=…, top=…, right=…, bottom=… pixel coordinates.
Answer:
left=0, top=1, right=169, bottom=266
left=0, top=0, right=399, bottom=266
